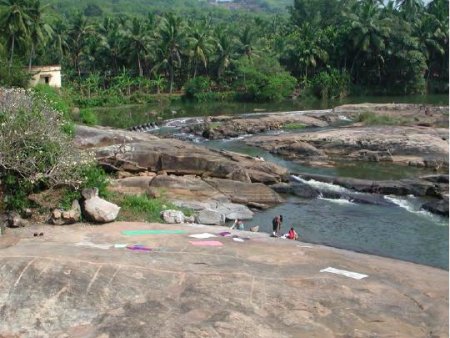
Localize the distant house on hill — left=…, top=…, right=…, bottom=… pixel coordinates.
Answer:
left=29, top=65, right=62, bottom=88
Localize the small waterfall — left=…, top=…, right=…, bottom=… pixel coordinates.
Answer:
left=384, top=195, right=446, bottom=223
left=291, top=175, right=352, bottom=194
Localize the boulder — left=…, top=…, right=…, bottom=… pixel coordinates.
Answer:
left=160, top=210, right=185, bottom=224
left=215, top=202, right=254, bottom=220
left=196, top=209, right=225, bottom=225
left=51, top=200, right=81, bottom=225
left=5, top=212, right=28, bottom=228
left=421, top=196, right=449, bottom=217
left=185, top=215, right=195, bottom=223
left=82, top=188, right=120, bottom=223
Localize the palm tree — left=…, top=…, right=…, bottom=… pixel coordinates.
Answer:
left=237, top=25, right=257, bottom=59
left=27, top=0, right=53, bottom=70
left=395, top=0, right=424, bottom=19
left=48, top=18, right=68, bottom=64
left=0, top=0, right=31, bottom=73
left=122, top=17, right=150, bottom=77
left=154, top=13, right=186, bottom=93
left=213, top=27, right=237, bottom=80
left=96, top=16, right=123, bottom=75
left=187, top=19, right=214, bottom=78
left=280, top=23, right=329, bottom=81
left=67, top=12, right=94, bottom=77
left=344, top=0, right=391, bottom=79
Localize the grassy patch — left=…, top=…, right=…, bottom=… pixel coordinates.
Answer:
left=111, top=194, right=192, bottom=223
left=283, top=122, right=306, bottom=130
left=79, top=109, right=98, bottom=125
left=357, top=111, right=405, bottom=125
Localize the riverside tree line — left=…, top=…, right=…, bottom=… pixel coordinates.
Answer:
left=0, top=0, right=448, bottom=103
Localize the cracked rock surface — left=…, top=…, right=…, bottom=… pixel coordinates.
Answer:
left=0, top=222, right=447, bottom=337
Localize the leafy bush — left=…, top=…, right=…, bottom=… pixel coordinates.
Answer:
left=0, top=88, right=94, bottom=211
left=183, top=76, right=211, bottom=101
left=234, top=56, right=297, bottom=102
left=79, top=109, right=98, bottom=125
left=79, top=165, right=109, bottom=198
left=308, top=69, right=350, bottom=99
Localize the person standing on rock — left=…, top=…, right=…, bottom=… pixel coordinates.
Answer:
left=272, top=215, right=283, bottom=237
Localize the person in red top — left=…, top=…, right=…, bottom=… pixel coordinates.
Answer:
left=287, top=227, right=298, bottom=240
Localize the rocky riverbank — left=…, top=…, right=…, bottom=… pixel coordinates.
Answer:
left=178, top=103, right=448, bottom=140
left=0, top=222, right=447, bottom=337
left=245, top=126, right=449, bottom=169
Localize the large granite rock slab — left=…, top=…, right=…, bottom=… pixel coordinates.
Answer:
left=75, top=125, right=288, bottom=183
left=108, top=176, right=155, bottom=195
left=0, top=222, right=447, bottom=337
left=187, top=112, right=329, bottom=139
left=246, top=126, right=449, bottom=169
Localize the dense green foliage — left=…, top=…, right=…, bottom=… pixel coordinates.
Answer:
left=0, top=0, right=448, bottom=103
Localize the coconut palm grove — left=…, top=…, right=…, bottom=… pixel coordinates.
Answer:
left=0, top=0, right=448, bottom=103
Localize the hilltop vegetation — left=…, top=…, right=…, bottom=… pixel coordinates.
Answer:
left=44, top=0, right=293, bottom=16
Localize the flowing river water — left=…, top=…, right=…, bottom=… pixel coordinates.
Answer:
left=94, top=95, right=449, bottom=269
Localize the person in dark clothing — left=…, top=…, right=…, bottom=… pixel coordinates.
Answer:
left=272, top=215, right=283, bottom=237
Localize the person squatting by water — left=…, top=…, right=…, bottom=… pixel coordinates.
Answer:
left=287, top=227, right=298, bottom=240
left=231, top=219, right=244, bottom=230
left=272, top=215, right=283, bottom=237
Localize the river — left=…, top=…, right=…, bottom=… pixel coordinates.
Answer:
left=93, top=95, right=449, bottom=269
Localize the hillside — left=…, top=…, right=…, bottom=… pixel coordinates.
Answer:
left=44, top=0, right=293, bottom=17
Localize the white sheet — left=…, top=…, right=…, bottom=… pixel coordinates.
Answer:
left=188, top=233, right=217, bottom=239
left=320, top=267, right=368, bottom=280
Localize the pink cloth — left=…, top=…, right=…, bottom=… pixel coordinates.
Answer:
left=189, top=241, right=223, bottom=247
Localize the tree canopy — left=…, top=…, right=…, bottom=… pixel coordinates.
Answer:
left=0, top=0, right=448, bottom=99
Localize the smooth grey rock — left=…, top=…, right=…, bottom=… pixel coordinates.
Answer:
left=160, top=210, right=185, bottom=224
left=216, top=203, right=254, bottom=221
left=196, top=209, right=225, bottom=225
left=83, top=197, right=120, bottom=223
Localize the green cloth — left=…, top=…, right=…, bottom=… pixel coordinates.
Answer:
left=122, top=229, right=187, bottom=236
